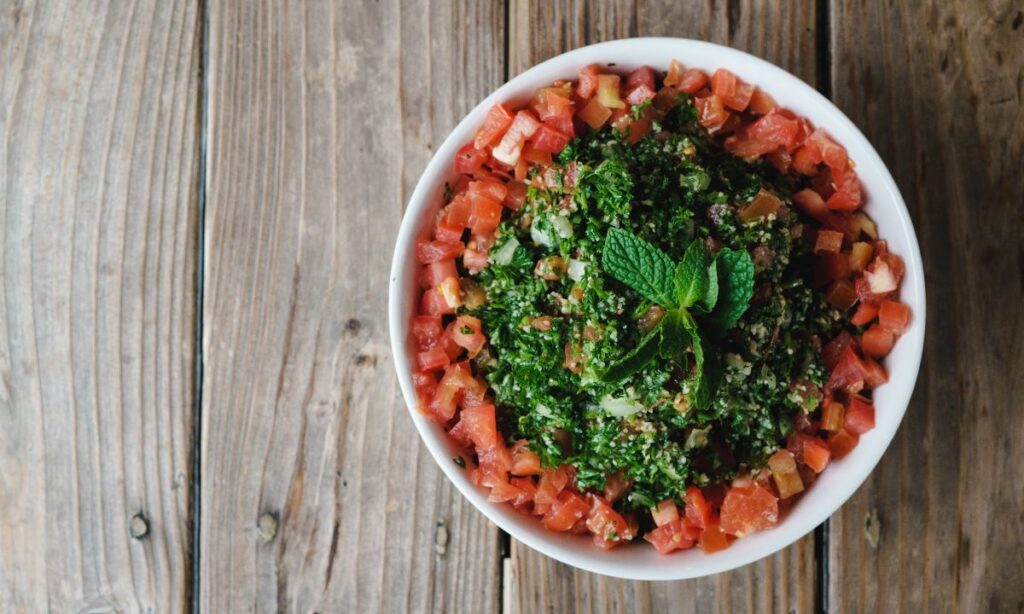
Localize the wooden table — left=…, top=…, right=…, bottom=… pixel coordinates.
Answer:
left=2, top=1, right=1021, bottom=612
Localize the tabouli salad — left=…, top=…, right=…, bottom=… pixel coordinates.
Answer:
left=410, top=60, right=910, bottom=554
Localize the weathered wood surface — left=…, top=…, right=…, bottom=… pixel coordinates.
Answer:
left=199, top=1, right=505, bottom=612
left=508, top=1, right=820, bottom=612
left=0, top=1, right=200, bottom=611
left=826, top=1, right=1024, bottom=613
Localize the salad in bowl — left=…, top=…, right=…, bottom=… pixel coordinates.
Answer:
left=389, top=38, right=924, bottom=579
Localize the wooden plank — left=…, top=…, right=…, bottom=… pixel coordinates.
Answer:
left=0, top=1, right=199, bottom=611
left=507, top=2, right=820, bottom=613
left=827, top=2, right=1024, bottom=612
left=200, top=1, right=506, bottom=611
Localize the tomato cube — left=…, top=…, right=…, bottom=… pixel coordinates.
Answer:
left=861, top=324, right=894, bottom=359
left=720, top=481, right=779, bottom=537
left=652, top=499, right=680, bottom=527
left=827, top=428, right=860, bottom=459
left=698, top=523, right=731, bottom=553
left=878, top=300, right=910, bottom=335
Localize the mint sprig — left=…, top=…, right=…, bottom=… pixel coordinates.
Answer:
left=598, top=229, right=755, bottom=409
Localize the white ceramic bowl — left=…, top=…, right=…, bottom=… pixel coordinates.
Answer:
left=388, top=38, right=925, bottom=580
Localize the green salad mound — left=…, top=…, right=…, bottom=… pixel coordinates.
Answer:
left=467, top=99, right=842, bottom=511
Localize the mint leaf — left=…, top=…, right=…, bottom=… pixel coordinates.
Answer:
left=693, top=258, right=719, bottom=314
left=659, top=309, right=691, bottom=358
left=679, top=311, right=717, bottom=409
left=693, top=353, right=720, bottom=410
left=708, top=248, right=755, bottom=331
left=602, top=228, right=678, bottom=307
left=600, top=323, right=664, bottom=382
left=674, top=240, right=711, bottom=308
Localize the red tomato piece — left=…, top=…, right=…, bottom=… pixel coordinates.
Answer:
left=644, top=519, right=695, bottom=554
left=474, top=103, right=515, bottom=150
left=878, top=300, right=910, bottom=334
left=827, top=428, right=860, bottom=459
left=509, top=477, right=537, bottom=508
left=462, top=248, right=489, bottom=274
left=626, top=66, right=656, bottom=92
left=861, top=324, right=894, bottom=359
left=677, top=68, right=709, bottom=94
left=420, top=259, right=458, bottom=289
left=411, top=315, right=443, bottom=347
left=503, top=180, right=528, bottom=210
left=698, top=523, right=731, bottom=553
left=746, top=109, right=801, bottom=149
left=521, top=142, right=553, bottom=167
left=454, top=142, right=489, bottom=175
left=664, top=60, right=685, bottom=86
left=445, top=315, right=485, bottom=358
left=766, top=148, right=792, bottom=172
left=652, top=499, right=680, bottom=527
left=814, top=229, right=845, bottom=254
left=844, top=396, right=876, bottom=434
left=814, top=252, right=851, bottom=287
left=826, top=345, right=868, bottom=394
left=602, top=472, right=632, bottom=503
left=862, top=357, right=889, bottom=389
left=417, top=346, right=450, bottom=372
left=587, top=496, right=633, bottom=549
left=430, top=362, right=474, bottom=421
left=544, top=112, right=575, bottom=139
left=851, top=301, right=880, bottom=326
left=719, top=481, right=779, bottom=537
left=805, top=128, right=849, bottom=170
left=491, top=110, right=541, bottom=166
left=694, top=94, right=729, bottom=131
left=577, top=64, right=600, bottom=98
left=822, top=331, right=859, bottom=371
left=684, top=486, right=714, bottom=529
left=711, top=68, right=754, bottom=111
left=748, top=88, right=778, bottom=115
left=460, top=402, right=500, bottom=449
left=576, top=97, right=611, bottom=129
left=826, top=280, right=859, bottom=311
left=416, top=239, right=463, bottom=264
left=468, top=179, right=508, bottom=203
left=626, top=83, right=656, bottom=105
left=530, top=124, right=571, bottom=153
left=827, top=164, right=862, bottom=211
left=420, top=287, right=454, bottom=316
left=466, top=193, right=504, bottom=235
left=510, top=439, right=543, bottom=476
left=531, top=86, right=573, bottom=122
left=542, top=490, right=590, bottom=531
left=792, top=145, right=821, bottom=175
left=534, top=465, right=572, bottom=508
left=788, top=433, right=832, bottom=473
left=792, top=188, right=830, bottom=222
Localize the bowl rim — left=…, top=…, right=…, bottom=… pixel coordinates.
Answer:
left=388, top=36, right=926, bottom=580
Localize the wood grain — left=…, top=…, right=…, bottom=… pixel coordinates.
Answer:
left=826, top=1, right=1024, bottom=612
left=0, top=1, right=199, bottom=611
left=508, top=1, right=820, bottom=612
left=200, top=1, right=506, bottom=611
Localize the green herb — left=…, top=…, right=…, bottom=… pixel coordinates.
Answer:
left=707, top=248, right=755, bottom=331
left=602, top=228, right=678, bottom=307
left=674, top=240, right=711, bottom=308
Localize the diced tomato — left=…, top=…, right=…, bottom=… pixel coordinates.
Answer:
left=577, top=97, right=612, bottom=129
left=878, top=300, right=910, bottom=334
left=429, top=363, right=469, bottom=421
left=467, top=179, right=508, bottom=203
left=530, top=124, right=571, bottom=153
left=664, top=60, right=685, bottom=86
left=684, top=486, right=713, bottom=529
left=862, top=357, right=889, bottom=389
left=711, top=68, right=754, bottom=111
left=477, top=440, right=512, bottom=487
left=815, top=229, right=844, bottom=253
left=531, top=85, right=573, bottom=122
left=694, top=94, right=729, bottom=131
left=416, top=239, right=463, bottom=265
left=625, top=66, right=656, bottom=92
left=420, top=259, right=458, bottom=289
left=454, top=142, right=489, bottom=175
left=420, top=287, right=453, bottom=316
left=474, top=103, right=515, bottom=150
left=793, top=188, right=830, bottom=222
left=463, top=248, right=489, bottom=274
left=624, top=117, right=653, bottom=144
left=577, top=64, right=600, bottom=99
left=822, top=331, right=858, bottom=371
left=534, top=465, right=572, bottom=507
left=542, top=490, right=590, bottom=531
left=766, top=148, right=792, bottom=172
left=748, top=88, right=778, bottom=115
left=644, top=518, right=695, bottom=554
left=652, top=499, right=680, bottom=527
left=444, top=315, right=485, bottom=358
left=826, top=345, right=868, bottom=394
left=861, top=252, right=905, bottom=299
left=821, top=400, right=846, bottom=432
left=747, top=109, right=801, bottom=149
left=768, top=449, right=805, bottom=499
left=720, top=480, right=779, bottom=537
left=488, top=479, right=523, bottom=504
left=826, top=163, right=862, bottom=211
left=587, top=496, right=633, bottom=549
left=815, top=252, right=851, bottom=286
left=595, top=74, right=625, bottom=109
left=626, top=83, right=656, bottom=106
left=491, top=110, right=541, bottom=166
left=460, top=402, right=500, bottom=450
left=861, top=324, right=894, bottom=359
left=417, top=346, right=450, bottom=371
left=521, top=142, right=553, bottom=167
left=412, top=370, right=437, bottom=404
left=698, top=523, right=730, bottom=553
left=465, top=193, right=504, bottom=235
left=411, top=315, right=443, bottom=347
left=503, top=181, right=527, bottom=210
left=844, top=396, right=876, bottom=434
left=602, top=472, right=631, bottom=503
left=804, top=128, right=849, bottom=170
left=509, top=477, right=537, bottom=508
left=791, top=145, right=820, bottom=175
left=510, top=439, right=543, bottom=476
left=677, top=68, right=709, bottom=94
left=825, top=280, right=858, bottom=311
left=827, top=428, right=860, bottom=459
left=804, top=438, right=832, bottom=473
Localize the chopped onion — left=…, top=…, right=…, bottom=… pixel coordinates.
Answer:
left=567, top=259, right=587, bottom=281
left=490, top=236, right=520, bottom=265
left=530, top=218, right=553, bottom=247
left=550, top=214, right=573, bottom=238
left=598, top=395, right=643, bottom=418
